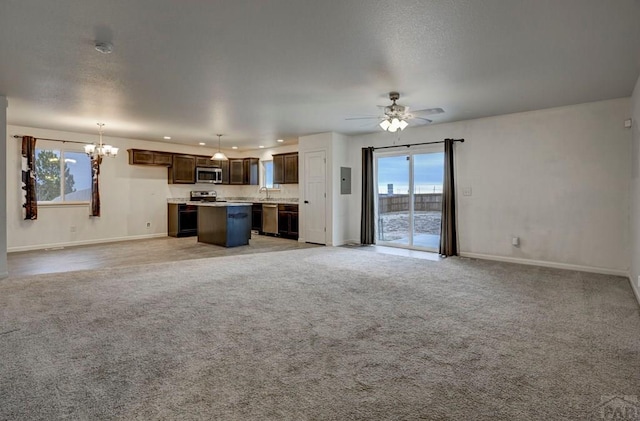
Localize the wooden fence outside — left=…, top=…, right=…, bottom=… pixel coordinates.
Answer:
left=378, top=193, right=442, bottom=213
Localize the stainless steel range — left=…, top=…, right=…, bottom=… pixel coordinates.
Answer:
left=190, top=190, right=225, bottom=202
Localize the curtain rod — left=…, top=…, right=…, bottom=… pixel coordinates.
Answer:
left=371, top=138, right=464, bottom=151
left=12, top=135, right=91, bottom=146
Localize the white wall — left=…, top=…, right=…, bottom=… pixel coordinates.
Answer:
left=0, top=97, right=7, bottom=278
left=348, top=98, right=632, bottom=275
left=6, top=125, right=299, bottom=252
left=331, top=133, right=352, bottom=246
left=296, top=132, right=354, bottom=247
left=629, top=77, right=640, bottom=303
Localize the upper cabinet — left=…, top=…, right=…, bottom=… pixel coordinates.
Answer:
left=243, top=158, right=259, bottom=185
left=195, top=156, right=216, bottom=167
left=170, top=154, right=196, bottom=184
left=273, top=152, right=298, bottom=184
left=128, top=149, right=173, bottom=166
left=229, top=159, right=244, bottom=185
left=128, top=149, right=262, bottom=185
left=229, top=158, right=259, bottom=185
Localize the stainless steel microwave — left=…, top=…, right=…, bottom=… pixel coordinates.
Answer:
left=196, top=167, right=222, bottom=184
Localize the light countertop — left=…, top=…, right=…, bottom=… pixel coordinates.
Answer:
left=167, top=198, right=299, bottom=205
left=187, top=201, right=252, bottom=207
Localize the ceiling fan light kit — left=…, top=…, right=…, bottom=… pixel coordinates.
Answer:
left=347, top=91, right=443, bottom=133
left=380, top=117, right=409, bottom=132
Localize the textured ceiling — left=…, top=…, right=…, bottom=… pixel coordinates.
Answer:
left=1, top=0, right=639, bottom=150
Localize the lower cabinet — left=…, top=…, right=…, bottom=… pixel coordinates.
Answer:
left=168, top=203, right=198, bottom=237
left=278, top=204, right=299, bottom=239
left=251, top=203, right=263, bottom=232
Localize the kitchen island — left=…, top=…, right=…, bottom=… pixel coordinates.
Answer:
left=193, top=202, right=252, bottom=247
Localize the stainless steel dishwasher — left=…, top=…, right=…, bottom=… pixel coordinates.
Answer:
left=262, top=204, right=279, bottom=235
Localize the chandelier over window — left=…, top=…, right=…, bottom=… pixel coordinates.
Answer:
left=84, top=123, right=118, bottom=158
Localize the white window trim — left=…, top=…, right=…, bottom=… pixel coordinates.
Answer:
left=260, top=160, right=281, bottom=191
left=35, top=144, right=92, bottom=205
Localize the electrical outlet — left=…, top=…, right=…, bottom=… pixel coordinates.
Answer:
left=512, top=237, right=520, bottom=247
left=146, top=222, right=151, bottom=228
left=70, top=226, right=76, bottom=233
left=462, top=187, right=472, bottom=196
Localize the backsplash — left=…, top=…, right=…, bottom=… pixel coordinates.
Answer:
left=168, top=183, right=299, bottom=201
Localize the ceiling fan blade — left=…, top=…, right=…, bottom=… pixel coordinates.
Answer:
left=411, top=107, right=444, bottom=116
left=413, top=117, right=433, bottom=123
left=345, top=116, right=381, bottom=120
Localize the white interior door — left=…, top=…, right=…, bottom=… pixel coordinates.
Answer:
left=304, top=150, right=326, bottom=244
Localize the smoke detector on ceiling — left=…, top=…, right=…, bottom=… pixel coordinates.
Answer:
left=94, top=42, right=113, bottom=54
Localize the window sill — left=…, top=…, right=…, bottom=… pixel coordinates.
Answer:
left=37, top=202, right=90, bottom=208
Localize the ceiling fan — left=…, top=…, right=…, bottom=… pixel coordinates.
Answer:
left=347, top=92, right=444, bottom=132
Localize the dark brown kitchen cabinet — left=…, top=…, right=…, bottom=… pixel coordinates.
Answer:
left=168, top=203, right=198, bottom=237
left=243, top=158, right=259, bottom=185
left=195, top=156, right=216, bottom=167
left=273, top=154, right=284, bottom=184
left=229, top=159, right=244, bottom=184
left=278, top=204, right=298, bottom=239
left=170, top=154, right=196, bottom=184
left=251, top=203, right=263, bottom=232
left=128, top=149, right=173, bottom=166
left=273, top=152, right=298, bottom=184
left=284, top=154, right=298, bottom=184
left=229, top=158, right=259, bottom=185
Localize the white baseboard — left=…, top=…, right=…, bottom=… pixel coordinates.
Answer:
left=629, top=279, right=640, bottom=307
left=8, top=233, right=168, bottom=253
left=459, top=252, right=629, bottom=278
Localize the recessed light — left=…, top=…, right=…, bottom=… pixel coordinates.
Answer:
left=232, top=146, right=238, bottom=150
left=277, top=139, right=284, bottom=143
left=199, top=142, right=206, bottom=145
left=164, top=136, right=172, bottom=140
left=94, top=41, right=113, bottom=54
left=259, top=145, right=265, bottom=149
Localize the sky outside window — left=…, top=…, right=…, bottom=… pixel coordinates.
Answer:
left=378, top=152, right=444, bottom=194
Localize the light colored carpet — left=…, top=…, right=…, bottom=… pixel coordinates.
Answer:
left=1, top=247, right=639, bottom=420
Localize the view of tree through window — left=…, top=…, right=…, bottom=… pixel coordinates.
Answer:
left=35, top=149, right=91, bottom=202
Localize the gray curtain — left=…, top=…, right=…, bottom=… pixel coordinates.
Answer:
left=360, top=147, right=375, bottom=245
left=439, top=138, right=458, bottom=256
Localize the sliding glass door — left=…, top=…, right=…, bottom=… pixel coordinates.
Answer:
left=376, top=149, right=444, bottom=252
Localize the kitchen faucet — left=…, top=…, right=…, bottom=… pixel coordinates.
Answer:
left=259, top=186, right=271, bottom=200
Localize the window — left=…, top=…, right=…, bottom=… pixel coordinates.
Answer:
left=261, top=160, right=280, bottom=189
left=35, top=148, right=92, bottom=203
